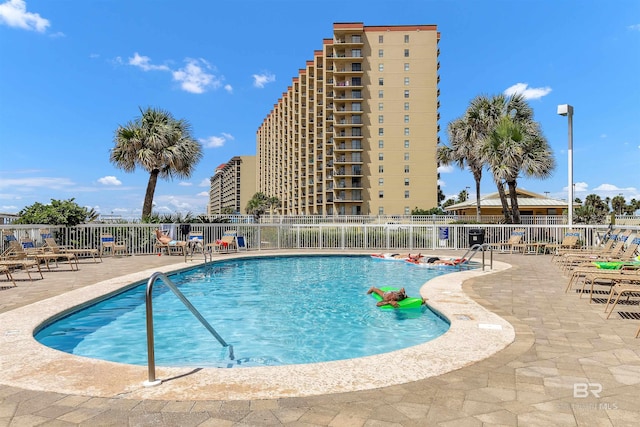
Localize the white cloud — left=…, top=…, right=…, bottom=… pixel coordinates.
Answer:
left=224, top=84, right=233, bottom=93
left=504, top=83, right=552, bottom=100
left=97, top=176, right=122, bottom=186
left=437, top=179, right=445, bottom=187
left=128, top=52, right=170, bottom=71
left=200, top=133, right=234, bottom=148
left=0, top=0, right=50, bottom=32
left=173, top=58, right=220, bottom=94
left=628, top=24, right=640, bottom=31
left=437, top=165, right=454, bottom=174
left=199, top=179, right=211, bottom=187
left=178, top=182, right=192, bottom=187
left=197, top=191, right=209, bottom=197
left=253, top=72, right=276, bottom=88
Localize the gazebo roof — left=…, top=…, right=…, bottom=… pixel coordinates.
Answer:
left=444, top=188, right=576, bottom=211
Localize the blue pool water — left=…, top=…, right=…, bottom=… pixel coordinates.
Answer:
left=35, top=256, right=455, bottom=368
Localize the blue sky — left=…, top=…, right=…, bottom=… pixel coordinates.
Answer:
left=1, top=0, right=639, bottom=219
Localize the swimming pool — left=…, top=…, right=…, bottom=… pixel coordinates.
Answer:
left=35, top=255, right=453, bottom=368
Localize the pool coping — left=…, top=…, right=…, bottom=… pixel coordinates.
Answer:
left=0, top=251, right=515, bottom=400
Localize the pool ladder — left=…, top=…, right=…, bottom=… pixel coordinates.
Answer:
left=459, top=243, right=493, bottom=271
left=144, top=271, right=233, bottom=387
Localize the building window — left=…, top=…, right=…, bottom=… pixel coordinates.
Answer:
left=404, top=191, right=410, bottom=198
left=404, top=102, right=410, bottom=111
left=378, top=90, right=384, bottom=98
left=352, top=63, right=362, bottom=71
left=378, top=153, right=384, bottom=161
left=404, top=90, right=410, bottom=98
left=404, top=115, right=410, bottom=123
left=404, top=165, right=410, bottom=173
left=404, top=63, right=410, bottom=71
left=404, top=152, right=410, bottom=161
left=379, top=35, right=383, bottom=43
left=378, top=128, right=384, bottom=136
left=404, top=127, right=410, bottom=136
left=378, top=115, right=384, bottom=124
left=379, top=178, right=384, bottom=186
left=352, top=49, right=361, bottom=57
left=404, top=49, right=409, bottom=57
left=404, top=77, right=410, bottom=85
left=378, top=49, right=384, bottom=58
left=378, top=140, right=384, bottom=148
left=404, top=206, right=410, bottom=215
left=378, top=102, right=384, bottom=111
left=378, top=63, right=384, bottom=72
left=378, top=77, right=384, bottom=86
left=379, top=191, right=384, bottom=198
left=378, top=207, right=385, bottom=215
left=404, top=140, right=410, bottom=148
left=404, top=34, right=410, bottom=43
left=379, top=165, right=384, bottom=173
left=404, top=178, right=410, bottom=186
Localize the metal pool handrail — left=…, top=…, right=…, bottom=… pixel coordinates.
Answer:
left=144, top=271, right=234, bottom=386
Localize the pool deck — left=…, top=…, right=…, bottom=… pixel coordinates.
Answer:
left=1, top=250, right=639, bottom=426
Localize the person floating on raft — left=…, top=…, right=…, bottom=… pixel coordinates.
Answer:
left=367, top=286, right=427, bottom=309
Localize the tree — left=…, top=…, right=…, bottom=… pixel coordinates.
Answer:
left=15, top=198, right=98, bottom=226
left=611, top=195, right=626, bottom=215
left=246, top=192, right=280, bottom=221
left=438, top=99, right=488, bottom=222
left=483, top=114, right=554, bottom=224
left=111, top=107, right=203, bottom=220
left=574, top=194, right=608, bottom=224
left=457, top=189, right=469, bottom=203
left=411, top=206, right=445, bottom=215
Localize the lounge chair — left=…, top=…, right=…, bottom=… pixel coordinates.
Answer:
left=154, top=229, right=187, bottom=257
left=101, top=233, right=128, bottom=257
left=8, top=240, right=78, bottom=271
left=43, top=237, right=102, bottom=263
left=603, top=273, right=640, bottom=319
left=560, top=236, right=639, bottom=273
left=552, top=230, right=631, bottom=264
left=0, top=242, right=45, bottom=280
left=487, top=229, right=526, bottom=254
left=547, top=231, right=581, bottom=259
left=187, top=231, right=205, bottom=257
left=0, top=264, right=16, bottom=287
left=207, top=230, right=237, bottom=253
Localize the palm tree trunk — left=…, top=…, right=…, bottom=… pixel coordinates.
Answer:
left=507, top=180, right=521, bottom=224
left=496, top=180, right=512, bottom=223
left=475, top=179, right=482, bottom=223
left=142, top=169, right=160, bottom=219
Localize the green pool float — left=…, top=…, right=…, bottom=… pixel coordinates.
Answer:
left=371, top=286, right=425, bottom=310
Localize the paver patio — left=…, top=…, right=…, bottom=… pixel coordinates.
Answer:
left=0, top=251, right=638, bottom=426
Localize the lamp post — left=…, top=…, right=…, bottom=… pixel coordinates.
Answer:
left=557, top=104, right=574, bottom=227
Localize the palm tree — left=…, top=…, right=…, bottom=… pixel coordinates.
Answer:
left=437, top=98, right=488, bottom=222
left=111, top=107, right=203, bottom=220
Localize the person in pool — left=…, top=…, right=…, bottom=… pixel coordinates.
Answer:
left=367, top=286, right=407, bottom=308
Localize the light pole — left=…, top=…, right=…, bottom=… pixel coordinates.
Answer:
left=557, top=104, right=574, bottom=227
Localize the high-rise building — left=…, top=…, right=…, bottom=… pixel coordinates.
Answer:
left=208, top=156, right=256, bottom=215
left=257, top=22, right=440, bottom=216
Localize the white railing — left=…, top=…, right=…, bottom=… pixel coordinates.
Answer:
left=2, top=223, right=638, bottom=256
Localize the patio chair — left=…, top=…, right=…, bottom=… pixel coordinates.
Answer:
left=0, top=241, right=47, bottom=279
left=556, top=230, right=631, bottom=263
left=43, top=237, right=102, bottom=263
left=187, top=231, right=205, bottom=257
left=100, top=233, right=128, bottom=257
left=0, top=264, right=16, bottom=287
left=603, top=273, right=640, bottom=319
left=487, top=229, right=525, bottom=254
left=547, top=231, right=582, bottom=259
left=559, top=234, right=635, bottom=273
left=207, top=230, right=237, bottom=253
left=154, top=229, right=187, bottom=257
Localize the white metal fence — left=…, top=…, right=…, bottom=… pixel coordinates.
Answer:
left=3, top=223, right=638, bottom=256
